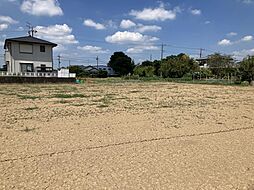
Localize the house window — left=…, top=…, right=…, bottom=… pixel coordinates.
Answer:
left=20, top=63, right=34, bottom=72
left=40, top=45, right=45, bottom=52
left=20, top=44, right=33, bottom=54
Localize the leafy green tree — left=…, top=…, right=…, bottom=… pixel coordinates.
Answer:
left=193, top=68, right=213, bottom=79
left=69, top=66, right=89, bottom=77
left=97, top=70, right=108, bottom=78
left=134, top=66, right=155, bottom=77
left=141, top=60, right=153, bottom=67
left=153, top=60, right=162, bottom=76
left=160, top=53, right=198, bottom=78
left=207, top=53, right=235, bottom=78
left=139, top=60, right=161, bottom=76
left=108, top=52, right=135, bottom=76
left=240, top=56, right=254, bottom=84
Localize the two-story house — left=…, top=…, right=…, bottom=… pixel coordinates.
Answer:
left=4, top=36, right=57, bottom=73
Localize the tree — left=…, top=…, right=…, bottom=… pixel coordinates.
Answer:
left=141, top=60, right=153, bottom=67
left=160, top=53, right=198, bottom=78
left=97, top=70, right=108, bottom=78
left=153, top=60, right=161, bottom=76
left=108, top=52, right=135, bottom=76
left=207, top=53, right=235, bottom=78
left=134, top=66, right=155, bottom=77
left=69, top=66, right=89, bottom=77
left=240, top=56, right=254, bottom=84
left=139, top=60, right=161, bottom=76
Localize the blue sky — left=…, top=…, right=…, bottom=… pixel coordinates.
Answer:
left=0, top=0, right=254, bottom=67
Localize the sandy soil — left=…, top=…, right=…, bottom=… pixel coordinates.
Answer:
left=0, top=80, right=254, bottom=189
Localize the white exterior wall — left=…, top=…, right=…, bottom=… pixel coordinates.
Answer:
left=5, top=41, right=54, bottom=73
left=58, top=69, right=76, bottom=78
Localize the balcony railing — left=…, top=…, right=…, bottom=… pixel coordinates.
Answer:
left=0, top=72, right=58, bottom=78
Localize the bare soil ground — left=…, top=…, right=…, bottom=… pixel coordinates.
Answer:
left=0, top=80, right=254, bottom=189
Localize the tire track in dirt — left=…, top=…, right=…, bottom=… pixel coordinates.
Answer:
left=1, top=126, right=254, bottom=163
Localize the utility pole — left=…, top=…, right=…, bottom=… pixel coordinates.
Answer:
left=26, top=22, right=37, bottom=37
left=57, top=55, right=61, bottom=70
left=69, top=60, right=71, bottom=78
left=96, top=56, right=99, bottom=69
left=199, top=48, right=205, bottom=81
left=150, top=54, right=152, bottom=61
left=199, top=48, right=205, bottom=58
left=161, top=43, right=164, bottom=61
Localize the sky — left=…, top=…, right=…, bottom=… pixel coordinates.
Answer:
left=0, top=0, right=254, bottom=67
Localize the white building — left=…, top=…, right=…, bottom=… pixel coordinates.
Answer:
left=4, top=36, right=57, bottom=73
left=83, top=65, right=115, bottom=76
left=97, top=65, right=115, bottom=76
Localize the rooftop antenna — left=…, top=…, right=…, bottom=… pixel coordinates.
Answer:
left=26, top=22, right=37, bottom=37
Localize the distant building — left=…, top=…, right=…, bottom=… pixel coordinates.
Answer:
left=83, top=65, right=99, bottom=74
left=77, top=65, right=115, bottom=76
left=97, top=65, right=115, bottom=76
left=4, top=36, right=57, bottom=73
left=196, top=57, right=209, bottom=68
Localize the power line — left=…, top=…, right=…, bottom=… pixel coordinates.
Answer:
left=55, top=56, right=108, bottom=63
left=164, top=44, right=200, bottom=50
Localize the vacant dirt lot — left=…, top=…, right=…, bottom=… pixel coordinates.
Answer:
left=0, top=80, right=254, bottom=189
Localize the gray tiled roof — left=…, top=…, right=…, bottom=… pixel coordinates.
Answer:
left=4, top=36, right=57, bottom=48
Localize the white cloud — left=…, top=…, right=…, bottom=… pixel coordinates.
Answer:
left=218, top=35, right=253, bottom=46
left=0, top=16, right=18, bottom=31
left=21, top=0, right=63, bottom=17
left=232, top=48, right=254, bottom=60
left=16, top=26, right=24, bottom=31
left=120, top=19, right=136, bottom=29
left=77, top=45, right=109, bottom=54
left=190, top=9, right=202, bottom=15
left=120, top=20, right=161, bottom=33
left=106, top=20, right=118, bottom=29
left=240, top=0, right=254, bottom=4
left=129, top=5, right=179, bottom=21
left=241, top=35, right=253, bottom=42
left=105, top=31, right=159, bottom=44
left=7, top=0, right=19, bottom=2
left=127, top=45, right=159, bottom=54
left=227, top=32, right=238, bottom=37
left=35, top=24, right=78, bottom=45
left=204, top=21, right=211, bottom=24
left=83, top=19, right=106, bottom=30
left=0, top=16, right=18, bottom=24
left=218, top=39, right=232, bottom=46
left=0, top=40, right=4, bottom=47
left=135, top=24, right=162, bottom=33
left=54, top=44, right=66, bottom=52
left=0, top=24, right=8, bottom=31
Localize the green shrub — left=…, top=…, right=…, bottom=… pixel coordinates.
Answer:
left=97, top=70, right=108, bottom=78
left=134, top=66, right=155, bottom=77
